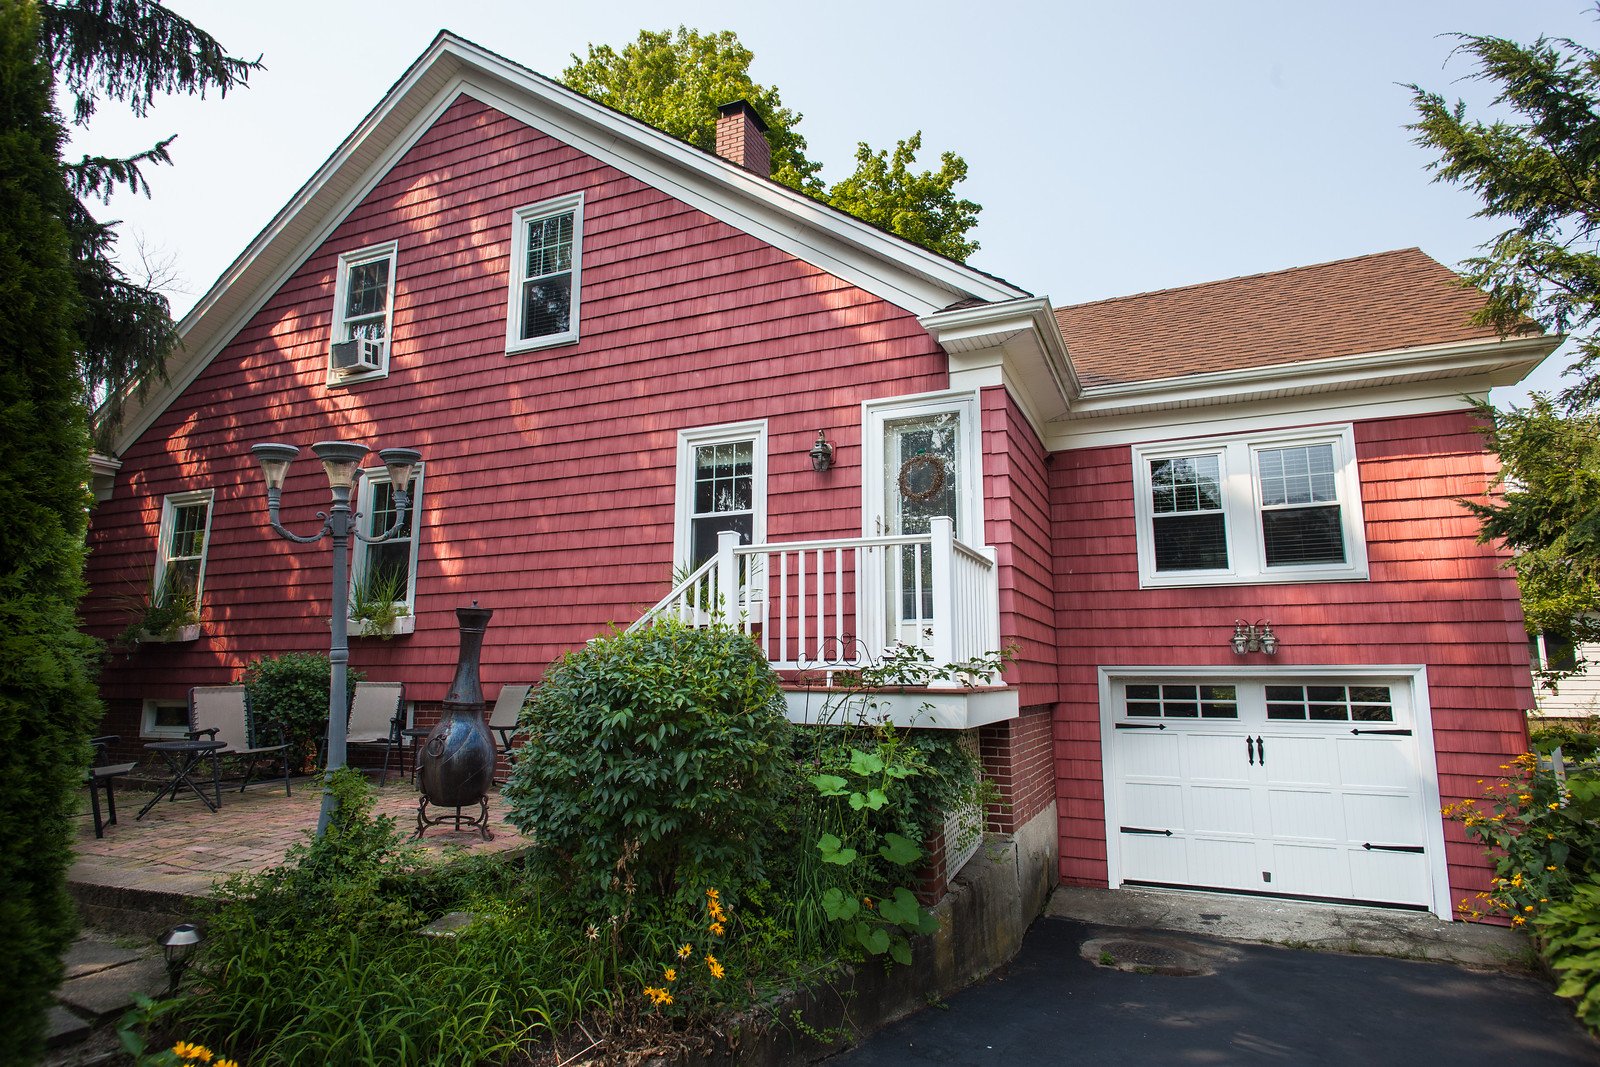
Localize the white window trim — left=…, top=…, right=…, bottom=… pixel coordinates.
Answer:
left=327, top=240, right=398, bottom=386
left=155, top=488, right=215, bottom=614
left=505, top=192, right=584, bottom=354
left=141, top=698, right=191, bottom=739
left=1131, top=424, right=1367, bottom=588
left=674, top=421, right=768, bottom=571
left=348, top=462, right=424, bottom=636
left=861, top=390, right=986, bottom=542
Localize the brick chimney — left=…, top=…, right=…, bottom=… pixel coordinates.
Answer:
left=715, top=100, right=771, bottom=178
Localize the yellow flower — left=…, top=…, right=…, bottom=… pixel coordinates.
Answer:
left=706, top=954, right=725, bottom=979
left=1512, top=915, right=1526, bottom=926
left=709, top=921, right=725, bottom=936
left=1524, top=905, right=1535, bottom=913
left=664, top=967, right=677, bottom=983
left=643, top=985, right=673, bottom=1007
left=1548, top=865, right=1559, bottom=871
left=677, top=943, right=693, bottom=960
left=1549, top=802, right=1560, bottom=810
left=172, top=1043, right=214, bottom=1064
left=217, top=1060, right=238, bottom=1067
left=1518, top=794, right=1533, bottom=803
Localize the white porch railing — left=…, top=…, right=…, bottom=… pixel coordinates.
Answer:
left=630, top=516, right=999, bottom=672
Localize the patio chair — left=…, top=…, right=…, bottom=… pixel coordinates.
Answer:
left=86, top=735, right=136, bottom=838
left=486, top=683, right=531, bottom=783
left=189, top=685, right=292, bottom=797
left=345, top=681, right=405, bottom=785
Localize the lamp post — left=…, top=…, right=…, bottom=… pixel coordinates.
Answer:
left=159, top=923, right=202, bottom=995
left=250, top=440, right=421, bottom=836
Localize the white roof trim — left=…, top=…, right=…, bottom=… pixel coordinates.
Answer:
left=107, top=32, right=1027, bottom=456
left=920, top=297, right=1078, bottom=438
left=1059, top=333, right=1561, bottom=423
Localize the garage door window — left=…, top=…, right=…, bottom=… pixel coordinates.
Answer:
left=1265, top=684, right=1394, bottom=722
left=1126, top=683, right=1239, bottom=718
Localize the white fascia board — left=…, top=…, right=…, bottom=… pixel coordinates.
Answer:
left=1045, top=376, right=1507, bottom=451
left=108, top=31, right=1028, bottom=457
left=922, top=298, right=1080, bottom=438
left=1068, top=334, right=1560, bottom=419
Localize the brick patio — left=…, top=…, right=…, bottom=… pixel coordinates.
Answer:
left=70, top=776, right=523, bottom=932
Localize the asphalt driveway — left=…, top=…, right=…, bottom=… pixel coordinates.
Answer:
left=831, top=917, right=1597, bottom=1065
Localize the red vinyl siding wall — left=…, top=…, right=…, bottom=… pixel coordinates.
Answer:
left=84, top=94, right=948, bottom=726
left=1049, top=410, right=1531, bottom=909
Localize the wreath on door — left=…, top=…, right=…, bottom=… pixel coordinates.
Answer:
left=897, top=453, right=947, bottom=503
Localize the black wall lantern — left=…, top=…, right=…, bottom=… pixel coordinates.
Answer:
left=809, top=430, right=834, bottom=472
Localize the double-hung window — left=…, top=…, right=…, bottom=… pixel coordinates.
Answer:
left=329, top=242, right=397, bottom=382
left=1132, top=426, right=1367, bottom=587
left=350, top=463, right=424, bottom=634
left=154, top=489, right=215, bottom=621
left=506, top=193, right=583, bottom=353
left=675, top=422, right=767, bottom=571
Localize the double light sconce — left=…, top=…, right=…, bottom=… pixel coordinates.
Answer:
left=1231, top=620, right=1279, bottom=656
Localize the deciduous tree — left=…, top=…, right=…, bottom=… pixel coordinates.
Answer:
left=564, top=27, right=982, bottom=261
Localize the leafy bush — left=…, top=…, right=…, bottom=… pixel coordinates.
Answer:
left=182, top=770, right=616, bottom=1065
left=241, top=652, right=361, bottom=768
left=1535, top=874, right=1600, bottom=1032
left=502, top=619, right=792, bottom=918
left=1445, top=754, right=1600, bottom=924
left=1530, top=716, right=1600, bottom=761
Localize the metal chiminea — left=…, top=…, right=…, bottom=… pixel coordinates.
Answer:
left=416, top=603, right=497, bottom=840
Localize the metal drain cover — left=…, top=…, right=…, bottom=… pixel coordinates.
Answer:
left=1080, top=935, right=1231, bottom=977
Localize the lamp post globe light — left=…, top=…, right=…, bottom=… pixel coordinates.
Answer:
left=250, top=440, right=422, bottom=836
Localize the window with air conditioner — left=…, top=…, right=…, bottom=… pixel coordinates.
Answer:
left=329, top=241, right=397, bottom=383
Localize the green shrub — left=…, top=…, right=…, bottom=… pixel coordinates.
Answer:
left=241, top=652, right=360, bottom=768
left=1445, top=753, right=1600, bottom=924
left=502, top=619, right=792, bottom=918
left=183, top=770, right=616, bottom=1064
left=1535, top=874, right=1600, bottom=1033
left=1530, top=716, right=1600, bottom=761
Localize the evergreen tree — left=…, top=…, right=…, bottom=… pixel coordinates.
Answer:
left=41, top=0, right=258, bottom=438
left=0, top=3, right=103, bottom=1059
left=1410, top=24, right=1600, bottom=671
left=564, top=27, right=982, bottom=261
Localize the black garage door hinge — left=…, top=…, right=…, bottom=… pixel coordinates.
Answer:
left=1120, top=826, right=1174, bottom=836
left=1362, top=842, right=1424, bottom=853
left=1350, top=728, right=1412, bottom=736
left=1116, top=722, right=1166, bottom=730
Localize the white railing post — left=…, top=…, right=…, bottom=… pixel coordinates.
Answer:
left=929, top=516, right=955, bottom=666
left=716, top=530, right=740, bottom=623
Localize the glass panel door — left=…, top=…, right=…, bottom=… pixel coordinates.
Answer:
left=884, top=410, right=962, bottom=634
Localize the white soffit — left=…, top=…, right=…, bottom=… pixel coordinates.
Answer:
left=108, top=32, right=1028, bottom=456
left=920, top=297, right=1079, bottom=436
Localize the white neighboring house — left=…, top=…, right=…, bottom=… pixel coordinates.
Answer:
left=1531, top=631, right=1600, bottom=718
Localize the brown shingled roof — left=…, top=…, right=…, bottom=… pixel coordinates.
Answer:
left=1054, top=248, right=1512, bottom=388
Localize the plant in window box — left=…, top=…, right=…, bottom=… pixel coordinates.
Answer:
left=348, top=567, right=409, bottom=638
left=117, top=573, right=201, bottom=646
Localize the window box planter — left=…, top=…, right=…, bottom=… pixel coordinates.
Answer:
left=135, top=623, right=202, bottom=644
left=348, top=614, right=415, bottom=638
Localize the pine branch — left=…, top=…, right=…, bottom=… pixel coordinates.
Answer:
left=40, top=0, right=261, bottom=124
left=64, top=134, right=172, bottom=201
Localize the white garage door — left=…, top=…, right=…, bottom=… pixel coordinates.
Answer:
left=1106, top=676, right=1433, bottom=908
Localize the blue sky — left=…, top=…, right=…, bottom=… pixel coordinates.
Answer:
left=69, top=1, right=1600, bottom=401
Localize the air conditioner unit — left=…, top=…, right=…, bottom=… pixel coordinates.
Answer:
left=330, top=337, right=383, bottom=375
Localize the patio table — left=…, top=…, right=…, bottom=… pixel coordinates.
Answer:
left=137, top=739, right=226, bottom=819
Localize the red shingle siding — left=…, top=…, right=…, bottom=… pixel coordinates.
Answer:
left=1049, top=409, right=1532, bottom=905
left=84, top=95, right=948, bottom=708
left=981, top=387, right=1057, bottom=704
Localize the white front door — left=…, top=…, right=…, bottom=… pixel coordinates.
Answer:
left=863, top=394, right=983, bottom=648
left=1108, top=676, right=1434, bottom=908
